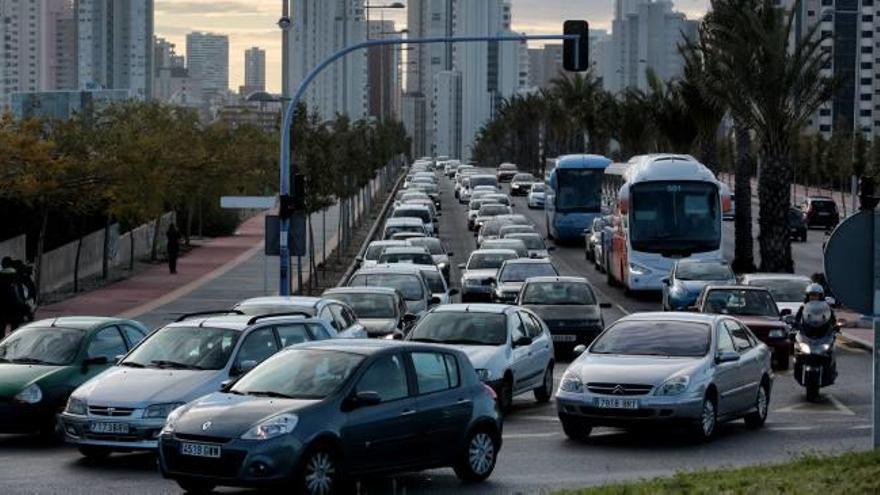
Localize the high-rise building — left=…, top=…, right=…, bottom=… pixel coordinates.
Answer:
left=367, top=20, right=401, bottom=121
left=433, top=70, right=462, bottom=158
left=527, top=45, right=564, bottom=89
left=243, top=47, right=266, bottom=95
left=76, top=0, right=154, bottom=99
left=289, top=0, right=368, bottom=121
left=0, top=0, right=42, bottom=107
left=153, top=37, right=202, bottom=107
left=41, top=0, right=77, bottom=91
left=186, top=32, right=230, bottom=98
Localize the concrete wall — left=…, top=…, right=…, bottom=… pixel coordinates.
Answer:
left=0, top=235, right=26, bottom=262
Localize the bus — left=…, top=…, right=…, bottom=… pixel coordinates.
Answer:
left=545, top=154, right=613, bottom=242
left=603, top=154, right=731, bottom=291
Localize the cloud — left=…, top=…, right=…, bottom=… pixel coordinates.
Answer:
left=155, top=0, right=269, bottom=15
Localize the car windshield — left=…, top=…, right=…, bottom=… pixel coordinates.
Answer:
left=326, top=293, right=397, bottom=319
left=630, top=181, right=721, bottom=254
left=513, top=174, right=535, bottom=182
left=499, top=263, right=557, bottom=282
left=122, top=326, right=240, bottom=370
left=508, top=235, right=545, bottom=250
left=408, top=238, right=443, bottom=255
left=470, top=176, right=498, bottom=188
left=521, top=282, right=596, bottom=305
left=591, top=321, right=710, bottom=357
left=555, top=169, right=602, bottom=213
left=409, top=312, right=507, bottom=346
left=414, top=184, right=438, bottom=193
left=0, top=327, right=84, bottom=365
left=421, top=270, right=446, bottom=293
left=379, top=252, right=434, bottom=265
left=365, top=244, right=397, bottom=261
left=481, top=221, right=511, bottom=237
left=468, top=252, right=517, bottom=270
left=231, top=349, right=364, bottom=399
left=704, top=289, right=779, bottom=317
left=393, top=209, right=431, bottom=224
left=500, top=226, right=535, bottom=237
left=810, top=200, right=836, bottom=212
left=385, top=225, right=423, bottom=238
left=349, top=273, right=424, bottom=301
left=676, top=263, right=733, bottom=281
left=747, top=278, right=810, bottom=302
left=479, top=205, right=509, bottom=216
left=482, top=241, right=525, bottom=255
left=531, top=184, right=545, bottom=193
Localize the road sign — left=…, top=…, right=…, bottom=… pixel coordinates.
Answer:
left=265, top=214, right=307, bottom=257
left=824, top=210, right=873, bottom=315
left=221, top=196, right=277, bottom=209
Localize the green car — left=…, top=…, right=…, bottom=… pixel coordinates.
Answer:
left=0, top=317, right=148, bottom=436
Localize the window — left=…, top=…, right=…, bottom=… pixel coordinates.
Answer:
left=120, top=325, right=146, bottom=348
left=277, top=324, right=311, bottom=347
left=861, top=109, right=873, bottom=117
left=511, top=314, right=528, bottom=343
left=862, top=77, right=873, bottom=85
left=329, top=304, right=353, bottom=330
left=309, top=323, right=332, bottom=340
left=724, top=321, right=753, bottom=352
left=319, top=307, right=339, bottom=330
left=356, top=354, right=409, bottom=402
left=520, top=313, right=543, bottom=339
left=412, top=352, right=458, bottom=394
left=863, top=46, right=874, bottom=53
left=863, top=31, right=874, bottom=38
left=862, top=93, right=873, bottom=101
left=236, top=328, right=279, bottom=368
left=716, top=325, right=736, bottom=354
left=87, top=327, right=127, bottom=360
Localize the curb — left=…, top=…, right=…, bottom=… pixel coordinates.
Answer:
left=840, top=331, right=873, bottom=351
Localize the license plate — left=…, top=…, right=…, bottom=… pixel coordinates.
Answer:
left=89, top=422, right=130, bottom=434
left=552, top=334, right=577, bottom=342
left=593, top=398, right=639, bottom=409
left=180, top=442, right=222, bottom=458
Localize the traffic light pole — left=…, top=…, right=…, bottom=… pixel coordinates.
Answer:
left=277, top=32, right=581, bottom=295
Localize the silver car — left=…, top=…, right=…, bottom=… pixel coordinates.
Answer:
left=556, top=312, right=773, bottom=442
left=233, top=296, right=368, bottom=339
left=60, top=313, right=339, bottom=457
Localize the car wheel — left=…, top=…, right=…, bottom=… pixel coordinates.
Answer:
left=560, top=417, right=593, bottom=442
left=297, top=444, right=343, bottom=495
left=453, top=428, right=499, bottom=482
left=78, top=446, right=111, bottom=460
left=693, top=395, right=717, bottom=441
left=744, top=381, right=770, bottom=429
left=499, top=376, right=514, bottom=414
left=533, top=364, right=554, bottom=403
left=176, top=479, right=216, bottom=494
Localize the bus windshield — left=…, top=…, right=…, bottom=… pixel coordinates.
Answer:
left=630, top=182, right=721, bottom=254
left=556, top=169, right=602, bottom=213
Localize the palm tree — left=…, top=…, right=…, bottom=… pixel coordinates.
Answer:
left=614, top=89, right=655, bottom=158
left=645, top=69, right=699, bottom=154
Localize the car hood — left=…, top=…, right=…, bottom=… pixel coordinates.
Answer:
left=360, top=318, right=398, bottom=335
left=454, top=345, right=506, bottom=370
left=571, top=354, right=705, bottom=386
left=776, top=302, right=803, bottom=314
left=0, top=364, right=73, bottom=398
left=74, top=367, right=224, bottom=407
left=734, top=316, right=787, bottom=333
left=175, top=392, right=320, bottom=439
left=525, top=305, right=601, bottom=322
left=463, top=269, right=497, bottom=281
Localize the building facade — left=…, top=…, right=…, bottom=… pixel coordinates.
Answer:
left=10, top=89, right=131, bottom=120
left=367, top=20, right=401, bottom=121
left=41, top=0, right=77, bottom=91
left=186, top=32, right=229, bottom=98
left=432, top=70, right=462, bottom=157
left=243, top=46, right=266, bottom=95
left=0, top=0, right=42, bottom=107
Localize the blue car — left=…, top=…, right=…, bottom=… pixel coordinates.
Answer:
left=661, top=260, right=736, bottom=311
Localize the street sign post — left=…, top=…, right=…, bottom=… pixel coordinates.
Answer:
left=265, top=214, right=307, bottom=257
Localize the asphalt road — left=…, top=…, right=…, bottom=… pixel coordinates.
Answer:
left=0, top=172, right=872, bottom=494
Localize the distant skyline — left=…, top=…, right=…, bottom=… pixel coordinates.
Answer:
left=155, top=0, right=709, bottom=93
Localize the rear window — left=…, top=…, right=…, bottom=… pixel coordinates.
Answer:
left=394, top=209, right=431, bottom=224
left=591, top=320, right=710, bottom=358
left=471, top=176, right=498, bottom=188
left=348, top=274, right=425, bottom=301
left=479, top=205, right=509, bottom=216
left=811, top=200, right=837, bottom=212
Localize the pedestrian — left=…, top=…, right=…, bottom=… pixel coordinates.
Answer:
left=0, top=257, right=25, bottom=337
left=166, top=223, right=181, bottom=274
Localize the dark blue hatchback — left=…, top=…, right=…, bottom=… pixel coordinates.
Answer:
left=158, top=340, right=502, bottom=494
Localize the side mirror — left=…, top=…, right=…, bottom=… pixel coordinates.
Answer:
left=82, top=356, right=109, bottom=371
left=783, top=314, right=795, bottom=326
left=715, top=350, right=740, bottom=364
left=513, top=336, right=533, bottom=347
left=236, top=360, right=258, bottom=375
left=448, top=288, right=460, bottom=296
left=355, top=256, right=363, bottom=263
left=572, top=344, right=587, bottom=357
left=599, top=302, right=612, bottom=309
left=344, top=391, right=382, bottom=411
left=220, top=378, right=238, bottom=392
left=402, top=313, right=418, bottom=323
left=430, top=296, right=442, bottom=306
left=687, top=305, right=699, bottom=312
left=661, top=277, right=670, bottom=286
left=485, top=277, right=496, bottom=286
left=113, top=354, right=125, bottom=364
left=779, top=308, right=792, bottom=317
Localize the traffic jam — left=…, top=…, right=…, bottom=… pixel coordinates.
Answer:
left=0, top=154, right=845, bottom=494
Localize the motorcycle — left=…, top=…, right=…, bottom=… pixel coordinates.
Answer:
left=787, top=302, right=840, bottom=402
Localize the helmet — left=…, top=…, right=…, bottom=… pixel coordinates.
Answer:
left=805, top=283, right=824, bottom=298
left=802, top=301, right=832, bottom=329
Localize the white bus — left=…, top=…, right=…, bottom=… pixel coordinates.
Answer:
left=602, top=155, right=731, bottom=291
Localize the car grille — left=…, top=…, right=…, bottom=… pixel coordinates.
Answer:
left=586, top=383, right=653, bottom=396
left=89, top=406, right=135, bottom=417
left=175, top=432, right=233, bottom=444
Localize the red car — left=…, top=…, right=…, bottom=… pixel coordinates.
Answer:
left=693, top=285, right=792, bottom=370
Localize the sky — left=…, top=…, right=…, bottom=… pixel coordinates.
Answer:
left=154, top=0, right=710, bottom=94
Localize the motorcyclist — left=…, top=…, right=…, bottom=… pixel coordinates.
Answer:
left=794, top=283, right=837, bottom=335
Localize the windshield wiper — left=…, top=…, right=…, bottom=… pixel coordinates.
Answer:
left=11, top=357, right=53, bottom=365
left=150, top=360, right=205, bottom=370
left=119, top=361, right=145, bottom=368
left=246, top=390, right=295, bottom=399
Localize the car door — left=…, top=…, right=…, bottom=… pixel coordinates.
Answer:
left=727, top=319, right=761, bottom=410
left=522, top=312, right=552, bottom=389
left=409, top=351, right=472, bottom=465
left=342, top=353, right=420, bottom=474
left=713, top=321, right=742, bottom=417
left=509, top=312, right=532, bottom=393
left=83, top=326, right=129, bottom=377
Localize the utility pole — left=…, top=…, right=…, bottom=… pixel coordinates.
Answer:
left=278, top=1, right=293, bottom=295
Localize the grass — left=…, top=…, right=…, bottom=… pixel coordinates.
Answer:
left=555, top=450, right=880, bottom=495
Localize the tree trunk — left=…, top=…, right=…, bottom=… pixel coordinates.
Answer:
left=185, top=201, right=194, bottom=246
left=102, top=215, right=111, bottom=280
left=150, top=213, right=163, bottom=262
left=732, top=123, right=757, bottom=274
left=33, top=205, right=50, bottom=303
left=73, top=217, right=86, bottom=293
left=757, top=139, right=794, bottom=273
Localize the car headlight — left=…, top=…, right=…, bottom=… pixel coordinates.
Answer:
left=559, top=372, right=584, bottom=393
left=65, top=396, right=87, bottom=415
left=768, top=329, right=786, bottom=339
left=629, top=262, right=651, bottom=276
left=475, top=369, right=492, bottom=382
left=160, top=405, right=187, bottom=435
left=14, top=383, right=42, bottom=404
left=240, top=413, right=299, bottom=441
left=656, top=376, right=690, bottom=396
left=796, top=342, right=811, bottom=353
left=144, top=402, right=185, bottom=419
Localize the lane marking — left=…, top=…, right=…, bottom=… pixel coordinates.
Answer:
left=850, top=425, right=872, bottom=430
left=766, top=426, right=815, bottom=431
left=514, top=415, right=561, bottom=422
left=773, top=394, right=856, bottom=416
left=503, top=432, right=558, bottom=440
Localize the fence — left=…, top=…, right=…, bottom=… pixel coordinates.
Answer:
left=0, top=235, right=26, bottom=262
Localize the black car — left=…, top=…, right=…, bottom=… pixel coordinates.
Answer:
left=788, top=208, right=807, bottom=242
left=800, top=197, right=839, bottom=229
left=159, top=340, right=502, bottom=494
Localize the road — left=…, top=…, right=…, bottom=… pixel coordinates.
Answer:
left=0, top=172, right=872, bottom=494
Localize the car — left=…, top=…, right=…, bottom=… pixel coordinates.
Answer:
left=60, top=313, right=338, bottom=457
left=739, top=273, right=813, bottom=315
left=693, top=286, right=793, bottom=370
left=470, top=174, right=501, bottom=191
left=407, top=304, right=554, bottom=413
left=661, top=260, right=737, bottom=311
left=359, top=240, right=408, bottom=268
left=496, top=163, right=519, bottom=182
left=800, top=196, right=839, bottom=229
left=444, top=160, right=461, bottom=177
left=233, top=297, right=368, bottom=339
left=411, top=182, right=441, bottom=209
left=556, top=312, right=773, bottom=442
left=480, top=238, right=529, bottom=259
left=467, top=198, right=502, bottom=230
left=407, top=237, right=454, bottom=281
left=401, top=197, right=439, bottom=219
left=584, top=217, right=608, bottom=263
left=509, top=173, right=537, bottom=196
left=158, top=340, right=503, bottom=493
left=454, top=168, right=478, bottom=199
left=499, top=224, right=538, bottom=238
left=391, top=205, right=436, bottom=235
left=347, top=264, right=439, bottom=315
left=418, top=264, right=459, bottom=305
left=396, top=191, right=431, bottom=208
left=382, top=217, right=428, bottom=240
left=377, top=246, right=436, bottom=267
left=458, top=249, right=519, bottom=303
left=322, top=287, right=417, bottom=338
left=0, top=317, right=148, bottom=437
left=482, top=193, right=512, bottom=207
left=504, top=233, right=553, bottom=259
left=491, top=258, right=559, bottom=304
left=527, top=183, right=546, bottom=209
left=473, top=204, right=514, bottom=232
left=518, top=277, right=611, bottom=351
left=477, top=215, right=532, bottom=247
left=788, top=207, right=807, bottom=242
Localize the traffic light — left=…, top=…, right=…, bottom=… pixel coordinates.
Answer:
left=859, top=176, right=879, bottom=210
left=563, top=20, right=590, bottom=72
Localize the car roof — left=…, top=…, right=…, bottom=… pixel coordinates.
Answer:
left=807, top=196, right=834, bottom=201
left=431, top=303, right=516, bottom=314
left=619, top=311, right=724, bottom=325
left=395, top=205, right=430, bottom=211
left=368, top=240, right=407, bottom=247
left=502, top=258, right=553, bottom=265
left=295, top=339, right=465, bottom=356
left=702, top=284, right=770, bottom=292
left=524, top=276, right=590, bottom=284
left=324, top=286, right=401, bottom=297
left=506, top=232, right=542, bottom=238
left=355, top=264, right=427, bottom=275
left=741, top=273, right=811, bottom=281
left=385, top=217, right=424, bottom=225
left=676, top=258, right=728, bottom=266
left=25, top=316, right=130, bottom=331
left=165, top=314, right=317, bottom=332
left=235, top=296, right=322, bottom=308
left=382, top=246, right=430, bottom=255
left=471, top=248, right=519, bottom=255
left=407, top=237, right=440, bottom=245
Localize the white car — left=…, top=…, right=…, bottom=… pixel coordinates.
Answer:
left=359, top=240, right=407, bottom=268
left=527, top=183, right=546, bottom=209
left=407, top=304, right=555, bottom=413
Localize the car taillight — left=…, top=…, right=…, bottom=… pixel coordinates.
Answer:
left=483, top=384, right=498, bottom=401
